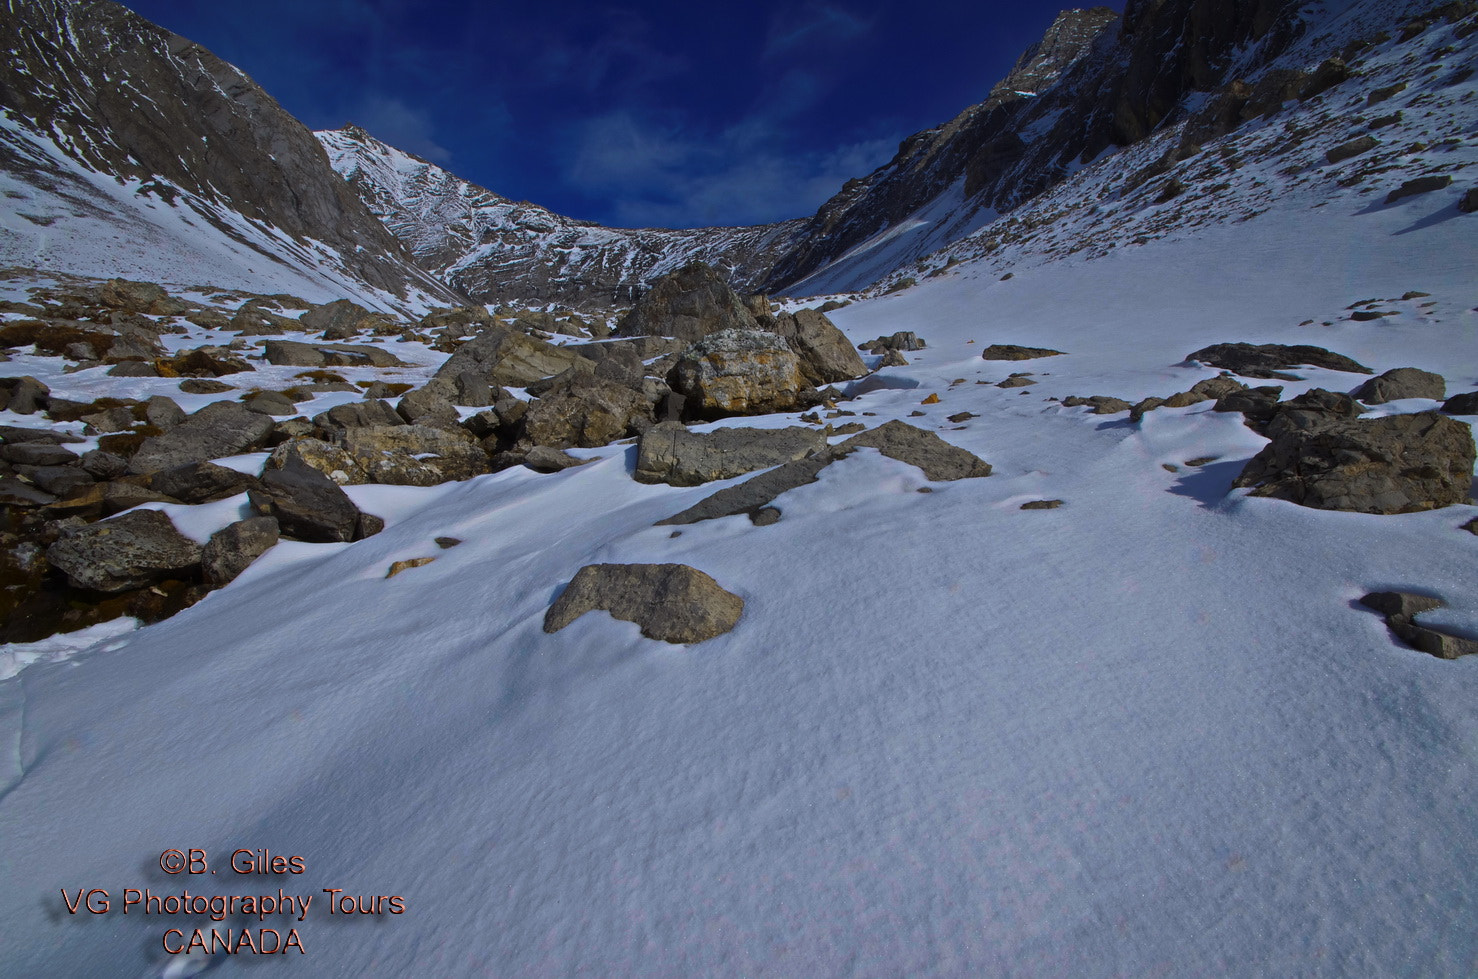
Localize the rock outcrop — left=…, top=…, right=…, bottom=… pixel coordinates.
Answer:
left=544, top=563, right=744, bottom=644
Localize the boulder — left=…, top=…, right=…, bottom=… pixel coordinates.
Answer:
left=1185, top=343, right=1372, bottom=378
left=100, top=278, right=171, bottom=314
left=262, top=339, right=406, bottom=368
left=396, top=384, right=462, bottom=429
left=45, top=509, right=202, bottom=592
left=1325, top=135, right=1378, bottom=165
left=1385, top=175, right=1452, bottom=205
left=147, top=462, right=259, bottom=504
left=1261, top=388, right=1365, bottom=437
left=267, top=438, right=369, bottom=485
left=201, top=517, right=280, bottom=587
left=521, top=446, right=591, bottom=473
left=127, top=401, right=275, bottom=475
left=299, top=299, right=375, bottom=338
left=613, top=262, right=761, bottom=343
left=1232, top=411, right=1475, bottom=513
left=767, top=308, right=868, bottom=384
left=339, top=425, right=490, bottom=486
left=1352, top=367, right=1446, bottom=404
left=634, top=422, right=828, bottom=486
left=421, top=306, right=493, bottom=335
left=861, top=331, right=925, bottom=353
left=1, top=376, right=49, bottom=414
left=668, top=329, right=819, bottom=419
left=543, top=563, right=744, bottom=644
left=312, top=399, right=405, bottom=432
left=179, top=378, right=234, bottom=394
left=657, top=454, right=835, bottom=526
left=143, top=395, right=187, bottom=429
left=157, top=347, right=253, bottom=377
left=518, top=377, right=654, bottom=450
left=1359, top=591, right=1478, bottom=659
left=433, top=325, right=583, bottom=387
left=980, top=344, right=1065, bottom=361
left=248, top=456, right=373, bottom=542
left=242, top=390, right=298, bottom=416
left=1443, top=391, right=1478, bottom=414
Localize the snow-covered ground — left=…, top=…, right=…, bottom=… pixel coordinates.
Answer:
left=1, top=155, right=1475, bottom=977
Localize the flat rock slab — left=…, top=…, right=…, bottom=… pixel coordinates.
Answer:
left=544, top=563, right=743, bottom=644
left=434, top=325, right=582, bottom=387
left=263, top=339, right=407, bottom=368
left=1352, top=367, right=1446, bottom=404
left=128, top=401, right=274, bottom=475
left=1186, top=343, right=1373, bottom=379
left=46, top=508, right=202, bottom=592
left=634, top=422, right=828, bottom=486
left=980, top=344, right=1066, bottom=361
left=657, top=453, right=836, bottom=525
left=1359, top=591, right=1478, bottom=659
left=249, top=456, right=367, bottom=542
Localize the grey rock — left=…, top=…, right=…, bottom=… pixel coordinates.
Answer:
left=15, top=465, right=92, bottom=497
left=201, top=517, right=279, bottom=587
left=2, top=376, right=49, bottom=414
left=148, top=461, right=258, bottom=504
left=433, top=325, right=583, bottom=388
left=1233, top=411, right=1475, bottom=513
left=178, top=378, right=234, bottom=394
left=340, top=425, right=490, bottom=486
left=980, top=344, right=1066, bottom=361
left=242, top=390, right=298, bottom=417
left=1359, top=591, right=1478, bottom=660
left=614, top=262, right=762, bottom=343
left=79, top=406, right=136, bottom=434
left=108, top=361, right=159, bottom=377
left=1352, top=367, right=1446, bottom=404
left=262, top=340, right=406, bottom=368
left=1186, top=343, right=1372, bottom=378
left=79, top=450, right=128, bottom=480
left=544, top=563, right=744, bottom=644
left=669, top=329, right=819, bottom=419
left=838, top=420, right=993, bottom=480
left=312, top=399, right=405, bottom=432
left=1325, top=135, right=1378, bottom=164
left=634, top=422, right=828, bottom=486
left=299, top=299, right=374, bottom=338
left=518, top=377, right=654, bottom=449
left=1442, top=391, right=1478, bottom=415
left=128, top=401, right=275, bottom=475
left=522, top=445, right=591, bottom=473
left=267, top=438, right=369, bottom=485
left=861, top=331, right=925, bottom=353
left=657, top=454, right=835, bottom=526
left=1, top=442, right=79, bottom=466
left=1385, top=175, right=1452, bottom=205
left=396, top=385, right=462, bottom=429
left=767, top=308, right=868, bottom=384
left=144, top=395, right=187, bottom=429
left=248, top=456, right=366, bottom=543
left=879, top=349, right=909, bottom=367
left=45, top=509, right=202, bottom=593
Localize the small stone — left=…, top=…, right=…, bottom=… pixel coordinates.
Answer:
left=386, top=557, right=436, bottom=579
left=434, top=536, right=463, bottom=549
left=1020, top=499, right=1063, bottom=510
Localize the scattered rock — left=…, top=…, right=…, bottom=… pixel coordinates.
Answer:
left=147, top=461, right=258, bottom=504
left=861, top=331, right=925, bottom=353
left=157, top=347, right=253, bottom=377
left=1185, top=343, right=1372, bottom=378
left=1459, top=188, right=1478, bottom=214
left=435, top=536, right=462, bottom=548
left=1353, top=367, right=1446, bottom=404
left=1020, top=499, right=1063, bottom=510
left=144, top=395, right=187, bottom=429
left=1359, top=591, right=1478, bottom=659
left=1325, top=135, right=1378, bottom=164
left=750, top=507, right=782, bottom=526
left=543, top=563, right=744, bottom=644
left=921, top=393, right=940, bottom=405
left=980, top=344, right=1066, bottom=361
left=1233, top=411, right=1475, bottom=513
left=179, top=378, right=233, bottom=394
left=299, top=299, right=375, bottom=338
left=521, top=445, right=591, bottom=473
left=634, top=422, right=828, bottom=486
left=946, top=411, right=976, bottom=423
left=242, top=390, right=298, bottom=417
left=339, top=425, right=490, bottom=486
left=312, top=399, right=405, bottom=432
left=433, top=325, right=582, bottom=387
left=201, top=517, right=279, bottom=587
left=262, top=339, right=406, bottom=368
left=267, top=438, right=369, bottom=485
left=657, top=454, right=835, bottom=525
left=1063, top=395, right=1132, bottom=414
left=386, top=557, right=435, bottom=579
left=1442, top=391, right=1478, bottom=414
left=840, top=420, right=992, bottom=480
left=879, top=349, right=908, bottom=367
left=1385, top=175, right=1453, bottom=205
left=127, top=401, right=275, bottom=475
left=765, top=308, right=868, bottom=383
left=45, top=509, right=202, bottom=592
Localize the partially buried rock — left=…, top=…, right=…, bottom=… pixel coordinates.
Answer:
left=634, top=422, right=827, bottom=486
left=1359, top=591, right=1478, bottom=659
left=839, top=420, right=992, bottom=480
left=201, top=517, right=279, bottom=587
left=1443, top=391, right=1478, bottom=414
left=1232, top=411, right=1475, bottom=513
left=248, top=456, right=377, bottom=542
left=544, top=563, right=744, bottom=644
left=981, top=344, right=1065, bottom=361
left=45, top=509, right=202, bottom=593
left=1185, top=343, right=1372, bottom=379
left=1352, top=367, right=1446, bottom=404
left=262, top=339, right=406, bottom=368
left=127, top=401, right=275, bottom=475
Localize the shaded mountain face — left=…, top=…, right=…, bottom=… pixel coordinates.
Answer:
left=318, top=126, right=806, bottom=308
left=0, top=0, right=460, bottom=308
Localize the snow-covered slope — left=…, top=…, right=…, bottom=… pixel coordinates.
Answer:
left=1, top=1, right=1476, bottom=976
left=318, top=125, right=805, bottom=308
left=0, top=0, right=462, bottom=314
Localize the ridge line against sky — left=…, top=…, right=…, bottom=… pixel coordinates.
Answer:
left=121, top=1, right=1126, bottom=230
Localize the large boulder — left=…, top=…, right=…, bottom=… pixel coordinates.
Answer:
left=201, top=517, right=280, bottom=587
left=767, top=308, right=867, bottom=384
left=147, top=461, right=259, bottom=504
left=128, top=401, right=275, bottom=475
left=433, top=325, right=582, bottom=387
left=248, top=456, right=376, bottom=542
left=100, top=278, right=173, bottom=314
left=299, top=299, right=375, bottom=338
left=1185, top=343, right=1373, bottom=379
left=517, top=376, right=654, bottom=450
left=1233, top=411, right=1475, bottom=513
left=1352, top=367, right=1446, bottom=404
left=262, top=339, right=406, bottom=368
left=1444, top=392, right=1478, bottom=415
left=312, top=399, right=405, bottom=432
left=543, top=563, right=744, bottom=644
left=613, top=262, right=761, bottom=343
left=669, top=329, right=819, bottom=419
left=339, top=425, right=490, bottom=486
left=634, top=422, right=828, bottom=486
left=45, top=509, right=202, bottom=592
left=267, top=438, right=369, bottom=485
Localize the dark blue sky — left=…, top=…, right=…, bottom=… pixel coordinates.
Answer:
left=125, top=1, right=1124, bottom=229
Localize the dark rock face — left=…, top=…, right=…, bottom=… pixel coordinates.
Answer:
left=544, top=563, right=744, bottom=644
left=614, top=263, right=762, bottom=343
left=634, top=423, right=828, bottom=486
left=1353, top=368, right=1446, bottom=404
left=45, top=508, right=202, bottom=592
left=981, top=344, right=1066, bottom=361
left=1185, top=343, right=1373, bottom=379
left=201, top=516, right=279, bottom=587
left=1233, top=411, right=1476, bottom=514
left=1386, top=175, right=1453, bottom=204
left=1443, top=392, right=1478, bottom=415
left=0, top=0, right=459, bottom=303
left=128, top=401, right=275, bottom=475
left=248, top=456, right=373, bottom=542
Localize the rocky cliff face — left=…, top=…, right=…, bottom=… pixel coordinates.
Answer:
left=318, top=126, right=805, bottom=308
left=0, top=0, right=460, bottom=308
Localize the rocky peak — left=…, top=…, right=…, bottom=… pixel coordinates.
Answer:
left=990, top=7, right=1120, bottom=100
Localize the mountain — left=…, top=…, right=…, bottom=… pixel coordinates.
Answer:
left=318, top=125, right=806, bottom=308
left=0, top=0, right=461, bottom=312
